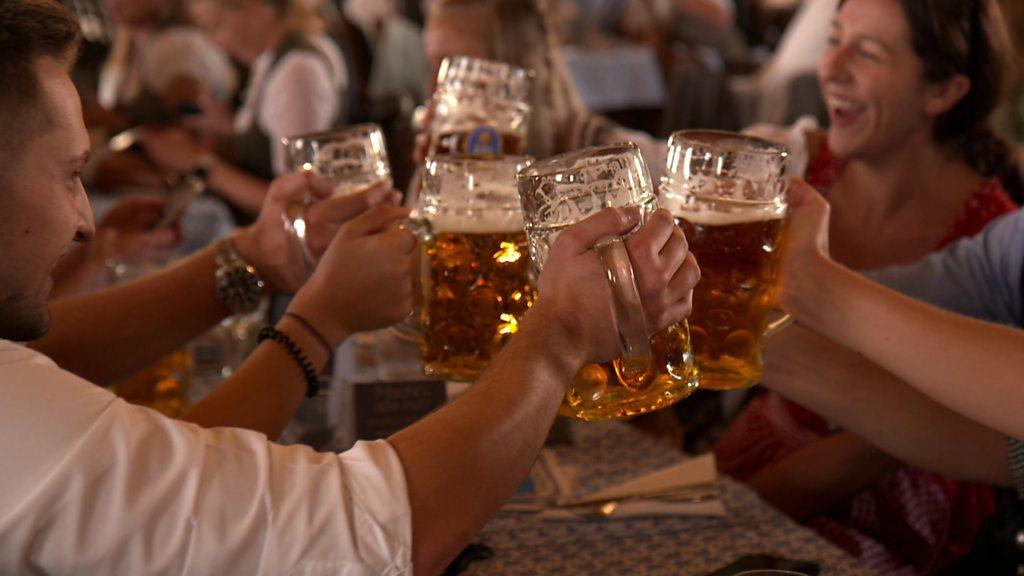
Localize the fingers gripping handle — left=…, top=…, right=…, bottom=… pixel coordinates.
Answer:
left=596, top=236, right=654, bottom=390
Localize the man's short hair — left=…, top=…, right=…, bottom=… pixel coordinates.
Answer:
left=0, top=0, right=82, bottom=160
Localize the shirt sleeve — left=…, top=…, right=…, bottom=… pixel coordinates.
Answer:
left=259, top=52, right=341, bottom=176
left=142, top=27, right=238, bottom=102
left=0, top=358, right=412, bottom=576
left=865, top=210, right=1024, bottom=327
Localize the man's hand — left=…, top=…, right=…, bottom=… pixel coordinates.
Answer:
left=233, top=172, right=399, bottom=293
left=528, top=207, right=700, bottom=365
left=288, top=205, right=417, bottom=346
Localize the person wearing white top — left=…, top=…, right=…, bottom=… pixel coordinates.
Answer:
left=0, top=2, right=701, bottom=574
left=138, top=0, right=349, bottom=219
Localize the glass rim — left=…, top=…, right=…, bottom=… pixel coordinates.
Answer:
left=279, top=123, right=384, bottom=147
left=517, top=142, right=642, bottom=180
left=425, top=154, right=534, bottom=171
left=436, top=54, right=536, bottom=83
left=668, top=129, right=789, bottom=159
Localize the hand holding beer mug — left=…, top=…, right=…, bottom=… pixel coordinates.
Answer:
left=517, top=144, right=699, bottom=419
left=659, top=130, right=789, bottom=390
left=280, top=124, right=392, bottom=268
left=427, top=56, right=531, bottom=158
left=414, top=155, right=536, bottom=381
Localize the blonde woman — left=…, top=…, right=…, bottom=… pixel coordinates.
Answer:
left=138, top=0, right=349, bottom=218
left=420, top=0, right=666, bottom=170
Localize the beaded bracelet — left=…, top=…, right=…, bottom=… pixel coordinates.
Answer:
left=258, top=326, right=320, bottom=398
left=283, top=312, right=333, bottom=358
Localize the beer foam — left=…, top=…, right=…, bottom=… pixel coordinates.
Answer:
left=659, top=193, right=784, bottom=225
left=429, top=210, right=525, bottom=234
left=675, top=209, right=784, bottom=226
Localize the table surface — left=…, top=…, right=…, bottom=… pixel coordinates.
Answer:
left=465, top=421, right=876, bottom=575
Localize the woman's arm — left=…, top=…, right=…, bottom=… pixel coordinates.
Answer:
left=781, top=180, right=1024, bottom=441
left=760, top=323, right=1012, bottom=486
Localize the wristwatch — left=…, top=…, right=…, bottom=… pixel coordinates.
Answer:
left=214, top=237, right=265, bottom=314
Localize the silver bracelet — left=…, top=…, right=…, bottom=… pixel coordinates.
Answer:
left=1007, top=437, right=1024, bottom=499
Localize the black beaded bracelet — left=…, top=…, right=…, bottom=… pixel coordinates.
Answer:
left=258, top=326, right=320, bottom=398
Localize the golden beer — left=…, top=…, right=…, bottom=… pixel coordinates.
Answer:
left=563, top=323, right=697, bottom=419
left=420, top=217, right=537, bottom=381
left=111, top=349, right=192, bottom=417
left=673, top=202, right=786, bottom=390
left=524, top=218, right=699, bottom=420
left=661, top=129, right=790, bottom=390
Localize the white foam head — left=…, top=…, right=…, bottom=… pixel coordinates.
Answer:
left=660, top=189, right=785, bottom=225
left=428, top=210, right=525, bottom=234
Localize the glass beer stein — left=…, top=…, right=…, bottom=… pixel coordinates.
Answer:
left=659, top=130, right=790, bottom=391
left=416, top=155, right=537, bottom=381
left=280, top=124, right=392, bottom=266
left=517, top=143, right=699, bottom=420
left=429, top=55, right=531, bottom=158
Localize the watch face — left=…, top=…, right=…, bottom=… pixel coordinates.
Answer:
left=217, top=266, right=264, bottom=312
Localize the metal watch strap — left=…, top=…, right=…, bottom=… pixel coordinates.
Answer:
left=1008, top=437, right=1024, bottom=500
left=214, top=237, right=264, bottom=314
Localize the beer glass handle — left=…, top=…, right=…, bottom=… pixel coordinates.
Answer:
left=765, top=312, right=793, bottom=336
left=389, top=217, right=430, bottom=344
left=595, top=236, right=654, bottom=387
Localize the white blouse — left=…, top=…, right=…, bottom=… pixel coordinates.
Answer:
left=234, top=34, right=349, bottom=176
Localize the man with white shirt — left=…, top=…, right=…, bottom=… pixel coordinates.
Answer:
left=0, top=1, right=701, bottom=574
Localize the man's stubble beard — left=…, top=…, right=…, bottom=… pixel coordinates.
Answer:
left=0, top=289, right=51, bottom=342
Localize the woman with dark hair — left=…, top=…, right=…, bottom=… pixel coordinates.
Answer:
left=716, top=0, right=1021, bottom=573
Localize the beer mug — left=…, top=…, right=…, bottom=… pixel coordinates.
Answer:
left=429, top=55, right=531, bottom=158
left=280, top=124, right=392, bottom=267
left=416, top=155, right=537, bottom=381
left=660, top=130, right=790, bottom=391
left=517, top=143, right=699, bottom=420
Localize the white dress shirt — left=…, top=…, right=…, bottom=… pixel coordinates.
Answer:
left=0, top=340, right=412, bottom=575
left=234, top=34, right=348, bottom=176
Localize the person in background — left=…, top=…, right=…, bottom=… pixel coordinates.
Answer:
left=717, top=0, right=1021, bottom=573
left=421, top=0, right=666, bottom=170
left=138, top=0, right=348, bottom=219
left=49, top=195, right=181, bottom=298
left=82, top=0, right=237, bottom=191
left=0, top=2, right=701, bottom=573
left=771, top=179, right=1024, bottom=575
left=992, top=0, right=1024, bottom=143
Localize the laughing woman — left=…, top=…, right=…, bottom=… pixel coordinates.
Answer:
left=716, top=0, right=1022, bottom=573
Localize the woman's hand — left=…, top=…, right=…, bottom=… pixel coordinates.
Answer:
left=778, top=178, right=832, bottom=311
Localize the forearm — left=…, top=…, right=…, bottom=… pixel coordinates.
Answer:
left=763, top=324, right=1012, bottom=485
left=389, top=313, right=584, bottom=576
left=33, top=246, right=229, bottom=384
left=790, top=255, right=1024, bottom=440
left=206, top=156, right=269, bottom=217
left=181, top=316, right=337, bottom=437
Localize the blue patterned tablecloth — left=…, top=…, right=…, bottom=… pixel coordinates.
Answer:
left=466, top=422, right=875, bottom=575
